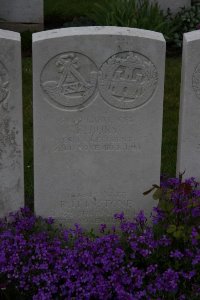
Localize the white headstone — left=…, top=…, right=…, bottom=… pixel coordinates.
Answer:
left=177, top=30, right=200, bottom=180
left=33, top=27, right=165, bottom=229
left=0, top=0, right=43, bottom=32
left=152, top=0, right=191, bottom=14
left=0, top=29, right=24, bottom=217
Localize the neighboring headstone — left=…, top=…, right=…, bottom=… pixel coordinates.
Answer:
left=0, top=0, right=43, bottom=32
left=152, top=0, right=191, bottom=14
left=33, top=27, right=165, bottom=229
left=0, top=29, right=24, bottom=217
left=177, top=30, right=200, bottom=180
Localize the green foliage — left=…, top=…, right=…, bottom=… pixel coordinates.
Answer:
left=171, top=4, right=200, bottom=48
left=167, top=224, right=186, bottom=239
left=87, top=0, right=176, bottom=41
left=21, top=31, right=32, bottom=54
left=44, top=0, right=200, bottom=48
left=44, top=0, right=102, bottom=25
left=152, top=176, right=200, bottom=242
left=22, top=58, right=33, bottom=206
left=63, top=16, right=95, bottom=28
left=161, top=56, right=181, bottom=177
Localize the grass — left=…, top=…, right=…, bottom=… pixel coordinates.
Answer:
left=22, top=58, right=33, bottom=206
left=161, top=56, right=181, bottom=177
left=44, top=0, right=101, bottom=25
left=22, top=55, right=182, bottom=203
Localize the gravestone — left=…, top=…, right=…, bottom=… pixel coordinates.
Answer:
left=0, top=0, right=43, bottom=32
left=152, top=0, right=191, bottom=14
left=0, top=29, right=24, bottom=217
left=33, top=27, right=165, bottom=228
left=177, top=30, right=200, bottom=180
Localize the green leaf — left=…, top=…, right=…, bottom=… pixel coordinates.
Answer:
left=153, top=188, right=162, bottom=200
left=173, top=230, right=183, bottom=239
left=167, top=224, right=176, bottom=234
left=158, top=197, right=174, bottom=213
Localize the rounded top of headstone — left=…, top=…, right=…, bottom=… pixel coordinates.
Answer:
left=183, top=30, right=200, bottom=42
left=33, top=26, right=165, bottom=43
left=0, top=29, right=20, bottom=41
left=184, top=30, right=200, bottom=43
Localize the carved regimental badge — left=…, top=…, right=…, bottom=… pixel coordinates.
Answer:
left=192, top=64, right=200, bottom=99
left=41, top=53, right=98, bottom=110
left=98, top=52, right=158, bottom=109
left=0, top=61, right=9, bottom=106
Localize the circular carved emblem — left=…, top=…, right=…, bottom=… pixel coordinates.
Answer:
left=41, top=52, right=98, bottom=110
left=192, top=63, right=200, bottom=99
left=98, top=52, right=158, bottom=109
left=0, top=61, right=9, bottom=104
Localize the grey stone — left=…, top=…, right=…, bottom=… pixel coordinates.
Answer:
left=152, top=0, right=191, bottom=13
left=33, top=27, right=165, bottom=229
left=177, top=30, right=200, bottom=180
left=0, top=22, right=43, bottom=33
left=0, top=0, right=43, bottom=32
left=0, top=29, right=24, bottom=217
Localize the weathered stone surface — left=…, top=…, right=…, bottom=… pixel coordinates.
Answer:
left=177, top=30, right=200, bottom=180
left=0, top=0, right=43, bottom=31
left=0, top=0, right=43, bottom=23
left=152, top=0, right=191, bottom=13
left=33, top=27, right=165, bottom=229
left=0, top=29, right=24, bottom=217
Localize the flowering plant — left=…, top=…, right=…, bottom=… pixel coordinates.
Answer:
left=0, top=176, right=200, bottom=299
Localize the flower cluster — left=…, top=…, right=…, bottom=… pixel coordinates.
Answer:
left=0, top=176, right=200, bottom=299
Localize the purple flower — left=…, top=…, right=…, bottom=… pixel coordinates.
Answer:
left=190, top=227, right=199, bottom=246
left=45, top=217, right=54, bottom=225
left=114, top=212, right=125, bottom=221
left=135, top=210, right=147, bottom=224
left=0, top=176, right=200, bottom=299
left=192, top=253, right=200, bottom=265
left=170, top=250, right=184, bottom=260
left=99, top=223, right=107, bottom=233
left=181, top=270, right=196, bottom=280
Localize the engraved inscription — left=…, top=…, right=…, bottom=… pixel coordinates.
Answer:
left=0, top=61, right=9, bottom=105
left=98, top=51, right=158, bottom=109
left=54, top=135, right=140, bottom=152
left=41, top=52, right=98, bottom=110
left=56, top=115, right=136, bottom=126
left=50, top=190, right=134, bottom=221
left=53, top=118, right=141, bottom=153
left=192, top=63, right=200, bottom=99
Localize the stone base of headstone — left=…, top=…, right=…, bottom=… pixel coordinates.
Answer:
left=0, top=22, right=43, bottom=33
left=0, top=0, right=43, bottom=32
